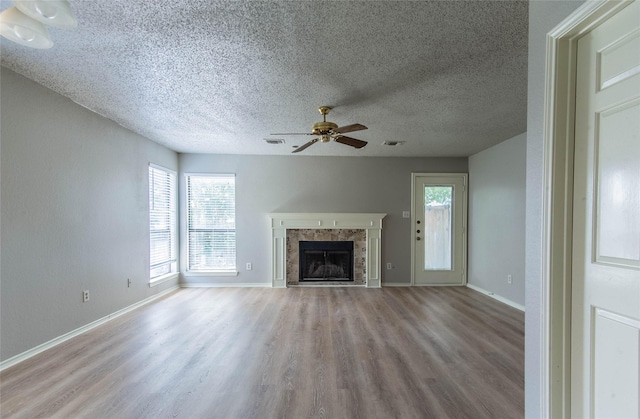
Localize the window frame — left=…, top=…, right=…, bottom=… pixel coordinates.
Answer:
left=148, top=163, right=178, bottom=286
left=185, top=173, right=237, bottom=275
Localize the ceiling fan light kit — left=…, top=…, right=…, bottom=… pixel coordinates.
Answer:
left=271, top=106, right=369, bottom=154
left=0, top=0, right=76, bottom=48
left=0, top=6, right=53, bottom=49
left=15, top=0, right=77, bottom=28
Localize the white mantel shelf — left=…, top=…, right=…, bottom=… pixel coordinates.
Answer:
left=268, top=213, right=387, bottom=288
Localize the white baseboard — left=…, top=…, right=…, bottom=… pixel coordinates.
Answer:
left=0, top=286, right=179, bottom=372
left=466, top=283, right=525, bottom=311
left=180, top=282, right=271, bottom=288
left=381, top=282, right=412, bottom=287
left=287, top=284, right=366, bottom=288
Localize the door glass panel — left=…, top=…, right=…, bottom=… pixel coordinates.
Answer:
left=424, top=186, right=453, bottom=270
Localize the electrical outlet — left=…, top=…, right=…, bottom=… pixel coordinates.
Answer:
left=83, top=290, right=90, bottom=302
left=507, top=275, right=512, bottom=284
left=402, top=211, right=410, bottom=218
left=246, top=262, right=252, bottom=271
left=386, top=263, right=393, bottom=270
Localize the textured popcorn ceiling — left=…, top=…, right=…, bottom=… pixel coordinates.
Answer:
left=0, top=0, right=528, bottom=157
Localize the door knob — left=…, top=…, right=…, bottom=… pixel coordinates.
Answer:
left=417, top=237, right=421, bottom=241
left=417, top=230, right=421, bottom=233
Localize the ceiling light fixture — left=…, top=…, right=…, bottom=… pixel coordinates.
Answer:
left=0, top=0, right=76, bottom=48
left=15, top=0, right=77, bottom=28
left=0, top=6, right=53, bottom=49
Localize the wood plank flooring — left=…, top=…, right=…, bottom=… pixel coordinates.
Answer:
left=0, top=287, right=524, bottom=418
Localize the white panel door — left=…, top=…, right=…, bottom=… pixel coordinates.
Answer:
left=412, top=173, right=467, bottom=285
left=572, top=2, right=640, bottom=418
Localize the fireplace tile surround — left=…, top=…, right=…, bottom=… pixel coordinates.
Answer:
left=287, top=229, right=366, bottom=285
left=269, top=213, right=386, bottom=288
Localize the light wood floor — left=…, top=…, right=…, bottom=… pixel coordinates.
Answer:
left=1, top=287, right=524, bottom=418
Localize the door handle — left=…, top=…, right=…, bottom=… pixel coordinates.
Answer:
left=417, top=237, right=421, bottom=241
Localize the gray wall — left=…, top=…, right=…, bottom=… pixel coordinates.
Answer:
left=468, top=133, right=526, bottom=306
left=178, top=154, right=467, bottom=286
left=1, top=68, right=179, bottom=362
left=526, top=1, right=584, bottom=417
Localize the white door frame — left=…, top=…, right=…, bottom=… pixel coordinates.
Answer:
left=410, top=173, right=467, bottom=286
left=542, top=1, right=635, bottom=417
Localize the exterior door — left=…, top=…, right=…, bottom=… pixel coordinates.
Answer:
left=411, top=173, right=467, bottom=285
left=572, top=1, right=640, bottom=417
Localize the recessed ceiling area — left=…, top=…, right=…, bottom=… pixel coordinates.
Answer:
left=0, top=0, right=528, bottom=157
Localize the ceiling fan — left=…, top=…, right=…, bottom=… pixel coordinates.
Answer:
left=271, top=106, right=368, bottom=153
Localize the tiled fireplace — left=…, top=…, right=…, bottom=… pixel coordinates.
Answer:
left=287, top=229, right=366, bottom=285
left=268, top=213, right=386, bottom=288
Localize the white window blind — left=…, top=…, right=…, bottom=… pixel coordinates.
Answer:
left=187, top=174, right=236, bottom=271
left=149, top=165, right=177, bottom=279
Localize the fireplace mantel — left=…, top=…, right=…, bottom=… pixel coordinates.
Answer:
left=268, top=213, right=387, bottom=288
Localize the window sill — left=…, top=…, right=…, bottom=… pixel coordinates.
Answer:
left=149, top=272, right=179, bottom=287
left=184, top=270, right=239, bottom=277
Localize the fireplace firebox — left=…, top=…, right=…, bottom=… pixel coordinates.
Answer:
left=299, top=241, right=354, bottom=281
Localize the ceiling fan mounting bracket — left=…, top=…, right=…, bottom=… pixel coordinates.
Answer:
left=312, top=106, right=338, bottom=134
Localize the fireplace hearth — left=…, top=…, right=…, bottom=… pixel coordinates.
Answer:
left=299, top=241, right=354, bottom=281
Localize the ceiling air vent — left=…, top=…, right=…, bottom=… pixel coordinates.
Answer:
left=383, top=141, right=405, bottom=146
left=265, top=139, right=285, bottom=145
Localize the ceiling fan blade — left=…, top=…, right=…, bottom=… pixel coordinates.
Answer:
left=334, top=135, right=367, bottom=149
left=333, top=123, right=367, bottom=134
left=270, top=132, right=314, bottom=136
left=292, top=138, right=319, bottom=153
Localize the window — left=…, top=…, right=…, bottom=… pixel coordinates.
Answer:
left=187, top=174, right=236, bottom=272
left=423, top=185, right=453, bottom=270
left=149, top=164, right=177, bottom=279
